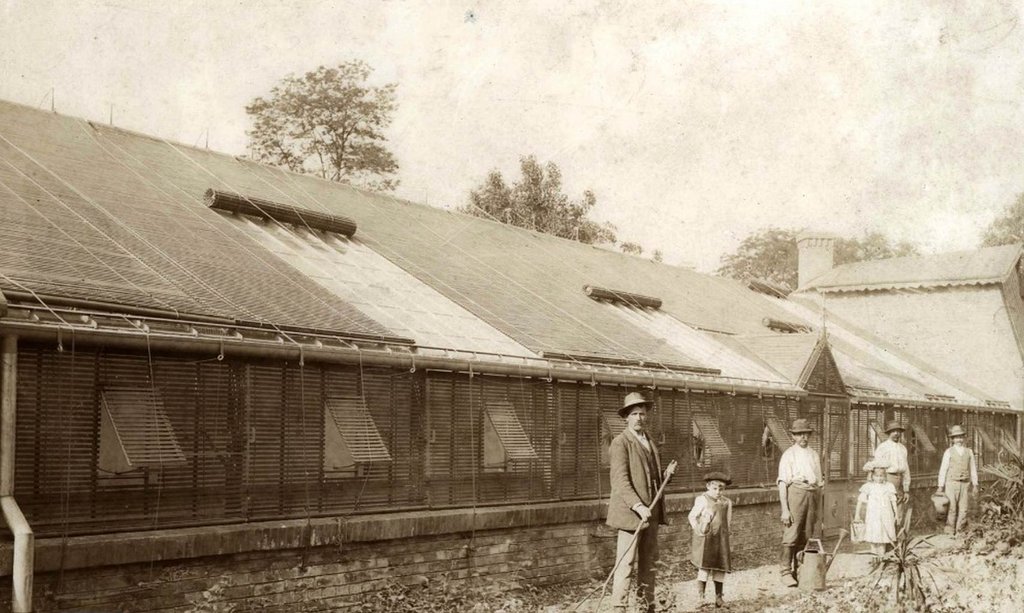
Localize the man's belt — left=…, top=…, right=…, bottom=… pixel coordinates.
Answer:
left=788, top=481, right=821, bottom=491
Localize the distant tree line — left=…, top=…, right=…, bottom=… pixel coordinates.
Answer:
left=460, top=155, right=662, bottom=260
left=717, top=228, right=919, bottom=290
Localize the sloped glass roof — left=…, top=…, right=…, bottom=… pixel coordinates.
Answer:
left=227, top=213, right=537, bottom=358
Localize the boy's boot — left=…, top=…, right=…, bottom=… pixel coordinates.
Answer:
left=714, top=581, right=725, bottom=608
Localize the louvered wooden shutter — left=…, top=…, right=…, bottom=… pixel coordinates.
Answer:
left=692, top=412, right=732, bottom=462
left=555, top=383, right=600, bottom=500
left=324, top=396, right=392, bottom=469
left=977, top=426, right=998, bottom=452
left=869, top=420, right=885, bottom=440
left=765, top=414, right=794, bottom=451
left=99, top=388, right=187, bottom=473
left=483, top=401, right=540, bottom=468
left=604, top=411, right=627, bottom=439
left=910, top=423, right=936, bottom=453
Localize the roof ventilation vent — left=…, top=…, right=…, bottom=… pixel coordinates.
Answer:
left=583, top=285, right=662, bottom=309
left=747, top=278, right=791, bottom=298
left=761, top=317, right=812, bottom=334
left=205, top=189, right=357, bottom=237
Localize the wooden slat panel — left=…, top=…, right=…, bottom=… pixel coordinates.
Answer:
left=693, top=412, right=732, bottom=461
left=485, top=401, right=539, bottom=462
left=326, top=396, right=392, bottom=463
left=910, top=422, right=936, bottom=453
left=766, top=414, right=795, bottom=451
left=101, top=388, right=187, bottom=468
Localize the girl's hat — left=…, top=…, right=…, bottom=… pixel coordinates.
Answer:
left=703, top=471, right=732, bottom=485
left=863, top=459, right=889, bottom=472
left=948, top=425, right=967, bottom=438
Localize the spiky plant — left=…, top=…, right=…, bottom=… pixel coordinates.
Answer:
left=866, top=508, right=945, bottom=609
left=979, top=435, right=1024, bottom=519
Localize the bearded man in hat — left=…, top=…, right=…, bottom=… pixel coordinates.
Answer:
left=776, top=418, right=823, bottom=587
left=936, top=425, right=977, bottom=535
left=606, top=391, right=666, bottom=612
left=873, top=421, right=911, bottom=510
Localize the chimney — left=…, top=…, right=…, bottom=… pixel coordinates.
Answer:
left=796, top=230, right=837, bottom=288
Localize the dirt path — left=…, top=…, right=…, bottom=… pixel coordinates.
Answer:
left=667, top=549, right=876, bottom=611
left=568, top=535, right=962, bottom=611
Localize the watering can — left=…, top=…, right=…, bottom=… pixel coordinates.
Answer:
left=795, top=531, right=847, bottom=591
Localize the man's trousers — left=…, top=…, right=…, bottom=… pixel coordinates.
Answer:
left=611, top=524, right=659, bottom=611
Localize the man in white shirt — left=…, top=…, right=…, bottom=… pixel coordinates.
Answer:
left=936, top=425, right=978, bottom=536
left=873, top=421, right=911, bottom=511
left=776, top=418, right=824, bottom=587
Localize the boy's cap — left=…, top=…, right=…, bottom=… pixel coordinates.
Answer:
left=703, top=471, right=732, bottom=485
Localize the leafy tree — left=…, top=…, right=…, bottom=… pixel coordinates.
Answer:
left=651, top=249, right=664, bottom=263
left=717, top=228, right=919, bottom=290
left=461, top=155, right=617, bottom=245
left=982, top=193, right=1024, bottom=246
left=246, top=61, right=399, bottom=191
left=717, top=228, right=800, bottom=288
left=620, top=242, right=643, bottom=256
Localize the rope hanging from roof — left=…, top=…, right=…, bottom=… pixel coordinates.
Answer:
left=583, top=284, right=662, bottom=309
left=204, top=189, right=357, bottom=237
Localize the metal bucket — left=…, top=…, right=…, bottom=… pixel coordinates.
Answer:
left=931, top=492, right=949, bottom=522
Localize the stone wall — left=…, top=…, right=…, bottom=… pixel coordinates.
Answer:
left=1, top=489, right=782, bottom=612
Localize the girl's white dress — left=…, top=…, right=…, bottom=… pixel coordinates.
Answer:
left=858, top=481, right=898, bottom=544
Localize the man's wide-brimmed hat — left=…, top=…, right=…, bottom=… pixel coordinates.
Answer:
left=704, top=471, right=732, bottom=485
left=948, top=424, right=967, bottom=438
left=884, top=421, right=905, bottom=434
left=789, top=418, right=814, bottom=434
left=619, top=391, right=651, bottom=417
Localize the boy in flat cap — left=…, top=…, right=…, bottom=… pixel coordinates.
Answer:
left=689, top=472, right=733, bottom=608
left=936, top=425, right=977, bottom=535
left=776, top=418, right=823, bottom=587
left=606, top=392, right=667, bottom=612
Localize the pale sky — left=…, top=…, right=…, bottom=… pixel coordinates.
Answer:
left=2, top=0, right=1023, bottom=271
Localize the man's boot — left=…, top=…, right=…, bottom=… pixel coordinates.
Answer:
left=780, top=545, right=797, bottom=587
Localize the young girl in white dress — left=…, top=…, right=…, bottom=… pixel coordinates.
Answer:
left=854, top=460, right=899, bottom=556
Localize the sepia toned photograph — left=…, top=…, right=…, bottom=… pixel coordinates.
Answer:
left=1, top=1, right=1023, bottom=611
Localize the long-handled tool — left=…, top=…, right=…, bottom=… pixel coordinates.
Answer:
left=824, top=528, right=847, bottom=573
left=573, top=460, right=678, bottom=611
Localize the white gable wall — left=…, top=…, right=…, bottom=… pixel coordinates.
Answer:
left=820, top=286, right=1024, bottom=410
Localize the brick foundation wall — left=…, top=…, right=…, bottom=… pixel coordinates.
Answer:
left=0, top=489, right=782, bottom=612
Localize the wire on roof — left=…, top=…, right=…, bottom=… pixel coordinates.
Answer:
left=204, top=189, right=357, bottom=237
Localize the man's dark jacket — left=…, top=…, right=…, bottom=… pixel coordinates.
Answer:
left=606, top=429, right=667, bottom=531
